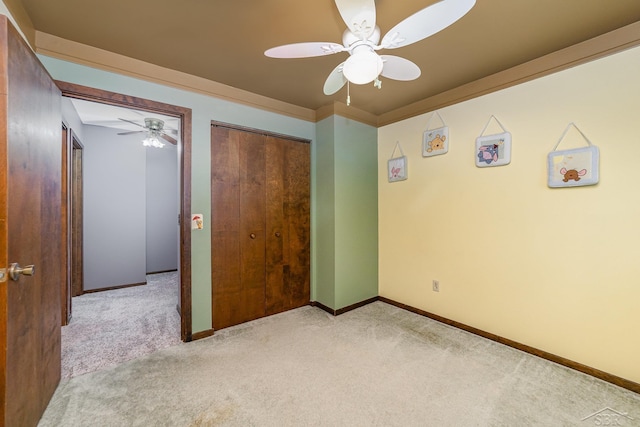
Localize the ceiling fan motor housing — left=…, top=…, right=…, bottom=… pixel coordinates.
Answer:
left=144, top=118, right=165, bottom=132
left=342, top=25, right=380, bottom=48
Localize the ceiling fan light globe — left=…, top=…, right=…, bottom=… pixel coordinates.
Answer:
left=143, top=136, right=165, bottom=148
left=343, top=49, right=383, bottom=85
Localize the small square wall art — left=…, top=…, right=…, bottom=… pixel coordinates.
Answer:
left=422, top=111, right=449, bottom=157
left=547, top=123, right=599, bottom=188
left=475, top=115, right=512, bottom=168
left=388, top=141, right=408, bottom=182
left=475, top=132, right=511, bottom=167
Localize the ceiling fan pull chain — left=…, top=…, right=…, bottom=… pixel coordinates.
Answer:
left=347, top=81, right=351, bottom=106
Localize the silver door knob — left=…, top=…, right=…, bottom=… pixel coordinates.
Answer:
left=8, top=263, right=35, bottom=281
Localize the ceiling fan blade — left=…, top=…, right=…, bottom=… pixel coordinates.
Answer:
left=380, top=56, right=421, bottom=81
left=265, top=42, right=345, bottom=58
left=323, top=62, right=347, bottom=95
left=117, top=130, right=144, bottom=136
left=118, top=117, right=146, bottom=128
left=334, top=0, right=377, bottom=39
left=160, top=133, right=178, bottom=145
left=164, top=128, right=179, bottom=135
left=381, top=0, right=475, bottom=49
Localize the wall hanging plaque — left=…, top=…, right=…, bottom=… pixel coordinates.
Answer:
left=475, top=115, right=511, bottom=167
left=191, top=214, right=204, bottom=230
left=547, top=122, right=599, bottom=188
left=422, top=111, right=449, bottom=157
left=388, top=141, right=408, bottom=182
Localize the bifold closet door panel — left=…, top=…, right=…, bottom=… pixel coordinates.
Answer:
left=211, top=128, right=266, bottom=329
left=285, top=139, right=311, bottom=309
left=265, top=137, right=285, bottom=315
left=211, top=126, right=241, bottom=329
left=238, top=131, right=267, bottom=324
left=265, top=137, right=311, bottom=315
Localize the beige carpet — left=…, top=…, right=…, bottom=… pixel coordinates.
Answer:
left=41, top=302, right=639, bottom=426
left=61, top=272, right=181, bottom=379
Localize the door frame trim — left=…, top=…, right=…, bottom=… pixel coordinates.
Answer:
left=70, top=131, right=84, bottom=298
left=57, top=81, right=194, bottom=341
left=61, top=121, right=71, bottom=326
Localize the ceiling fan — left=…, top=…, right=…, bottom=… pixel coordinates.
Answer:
left=117, top=117, right=178, bottom=147
left=265, top=0, right=475, bottom=99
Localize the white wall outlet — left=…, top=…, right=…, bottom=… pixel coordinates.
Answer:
left=432, top=280, right=440, bottom=292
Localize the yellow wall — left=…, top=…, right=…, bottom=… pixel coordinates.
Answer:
left=378, top=45, right=640, bottom=383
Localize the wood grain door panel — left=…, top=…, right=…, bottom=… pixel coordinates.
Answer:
left=265, top=137, right=310, bottom=315
left=238, top=131, right=266, bottom=325
left=212, top=127, right=267, bottom=329
left=212, top=127, right=241, bottom=329
left=283, top=139, right=311, bottom=310
left=211, top=124, right=309, bottom=329
left=1, top=17, right=62, bottom=426
left=265, top=137, right=285, bottom=315
left=211, top=127, right=239, bottom=234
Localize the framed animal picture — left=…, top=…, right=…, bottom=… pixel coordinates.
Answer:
left=423, top=127, right=449, bottom=157
left=388, top=141, right=408, bottom=182
left=548, top=146, right=599, bottom=188
left=547, top=123, right=599, bottom=188
left=475, top=132, right=511, bottom=167
left=388, top=156, right=407, bottom=182
left=422, top=111, right=449, bottom=157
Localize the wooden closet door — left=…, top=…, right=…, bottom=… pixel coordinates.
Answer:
left=265, top=136, right=310, bottom=315
left=212, top=124, right=309, bottom=329
left=211, top=127, right=266, bottom=329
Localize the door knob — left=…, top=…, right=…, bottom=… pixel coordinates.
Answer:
left=8, top=263, right=35, bottom=281
left=275, top=232, right=281, bottom=238
left=249, top=233, right=256, bottom=239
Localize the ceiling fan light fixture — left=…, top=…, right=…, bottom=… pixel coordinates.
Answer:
left=142, top=131, right=165, bottom=148
left=265, top=0, right=476, bottom=97
left=343, top=47, right=383, bottom=85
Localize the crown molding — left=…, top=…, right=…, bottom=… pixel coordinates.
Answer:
left=29, top=19, right=640, bottom=129
left=2, top=1, right=35, bottom=46
left=34, top=31, right=316, bottom=123
left=378, top=20, right=640, bottom=127
left=316, top=102, right=378, bottom=127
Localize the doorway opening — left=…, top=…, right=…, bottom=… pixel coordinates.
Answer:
left=57, top=81, right=193, bottom=347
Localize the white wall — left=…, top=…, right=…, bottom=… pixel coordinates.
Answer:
left=145, top=143, right=179, bottom=273
left=61, top=97, right=84, bottom=141
left=83, top=125, right=147, bottom=290
left=62, top=97, right=180, bottom=289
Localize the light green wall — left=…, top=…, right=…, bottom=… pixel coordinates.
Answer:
left=39, top=55, right=316, bottom=333
left=315, top=115, right=378, bottom=310
left=313, top=117, right=336, bottom=306
left=334, top=116, right=378, bottom=309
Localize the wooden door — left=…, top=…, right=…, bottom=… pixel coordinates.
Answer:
left=0, top=17, right=62, bottom=426
left=265, top=137, right=310, bottom=315
left=211, top=127, right=266, bottom=329
left=211, top=124, right=310, bottom=330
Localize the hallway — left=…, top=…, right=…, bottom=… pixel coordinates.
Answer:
left=61, top=272, right=181, bottom=379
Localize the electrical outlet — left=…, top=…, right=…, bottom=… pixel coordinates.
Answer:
left=432, top=280, right=440, bottom=292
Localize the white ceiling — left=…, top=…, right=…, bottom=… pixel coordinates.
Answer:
left=69, top=98, right=180, bottom=141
